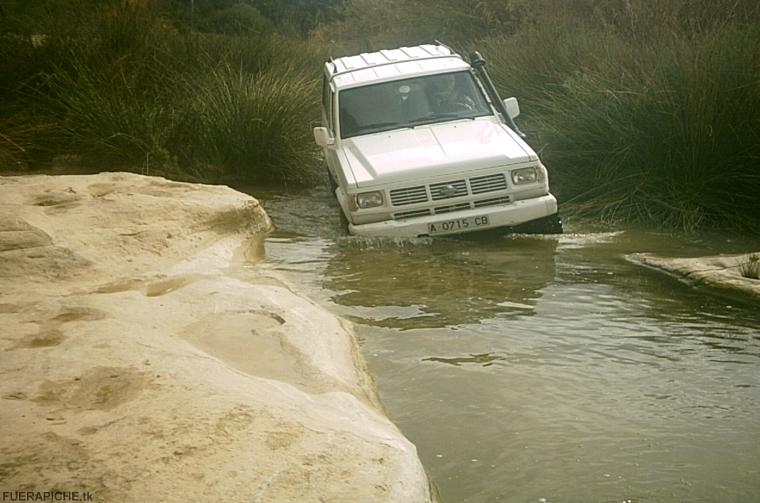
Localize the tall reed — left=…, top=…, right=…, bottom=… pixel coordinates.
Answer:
left=172, top=64, right=320, bottom=183
left=480, top=25, right=760, bottom=232
left=4, top=3, right=325, bottom=181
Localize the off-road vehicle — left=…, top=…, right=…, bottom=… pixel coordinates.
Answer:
left=313, top=43, right=561, bottom=237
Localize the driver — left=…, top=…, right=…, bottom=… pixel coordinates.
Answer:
left=429, top=73, right=474, bottom=113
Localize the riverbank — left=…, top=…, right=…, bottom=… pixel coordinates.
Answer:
left=0, top=172, right=433, bottom=502
left=628, top=252, right=760, bottom=300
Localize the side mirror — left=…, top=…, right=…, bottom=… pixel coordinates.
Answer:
left=313, top=126, right=334, bottom=147
left=503, top=97, right=520, bottom=120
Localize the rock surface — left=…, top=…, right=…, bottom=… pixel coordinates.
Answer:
left=0, top=173, right=433, bottom=502
left=628, top=252, right=760, bottom=300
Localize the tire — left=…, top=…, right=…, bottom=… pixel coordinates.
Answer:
left=325, top=166, right=349, bottom=233
left=338, top=207, right=350, bottom=233
left=326, top=166, right=338, bottom=193
left=512, top=213, right=563, bottom=234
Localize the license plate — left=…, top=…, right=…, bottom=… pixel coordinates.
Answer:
left=427, top=215, right=490, bottom=234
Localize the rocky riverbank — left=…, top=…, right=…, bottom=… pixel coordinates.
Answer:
left=628, top=252, right=760, bottom=300
left=0, top=172, right=433, bottom=502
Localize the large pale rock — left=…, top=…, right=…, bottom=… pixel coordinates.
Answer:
left=628, top=252, right=760, bottom=300
left=0, top=173, right=433, bottom=502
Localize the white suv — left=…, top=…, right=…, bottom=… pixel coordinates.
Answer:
left=313, top=44, right=561, bottom=237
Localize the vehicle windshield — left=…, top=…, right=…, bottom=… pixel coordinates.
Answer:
left=338, top=71, right=492, bottom=139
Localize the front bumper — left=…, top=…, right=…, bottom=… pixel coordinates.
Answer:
left=348, top=194, right=558, bottom=238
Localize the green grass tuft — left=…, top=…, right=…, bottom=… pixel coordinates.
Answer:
left=481, top=24, right=760, bottom=233
left=172, top=64, right=320, bottom=183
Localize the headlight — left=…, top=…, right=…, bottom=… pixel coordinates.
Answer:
left=511, top=166, right=543, bottom=185
left=355, top=191, right=384, bottom=209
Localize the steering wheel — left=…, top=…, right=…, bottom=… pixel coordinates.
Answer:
left=452, top=101, right=474, bottom=111
left=438, top=101, right=473, bottom=113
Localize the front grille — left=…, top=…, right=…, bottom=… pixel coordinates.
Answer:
left=388, top=171, right=510, bottom=217
left=390, top=185, right=428, bottom=206
left=394, top=208, right=431, bottom=220
left=473, top=195, right=511, bottom=208
left=434, top=202, right=472, bottom=214
left=430, top=180, right=467, bottom=201
left=470, top=173, right=507, bottom=194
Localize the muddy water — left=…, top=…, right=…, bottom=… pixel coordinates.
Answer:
left=244, top=186, right=760, bottom=503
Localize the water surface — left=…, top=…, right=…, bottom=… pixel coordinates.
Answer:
left=245, top=186, right=760, bottom=503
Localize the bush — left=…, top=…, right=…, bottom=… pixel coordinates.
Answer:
left=203, top=3, right=273, bottom=35
left=479, top=24, right=760, bottom=232
left=41, top=42, right=177, bottom=172
left=1, top=2, right=325, bottom=182
left=2, top=0, right=760, bottom=228
left=172, top=64, right=320, bottom=183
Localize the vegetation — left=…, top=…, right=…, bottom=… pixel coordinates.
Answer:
left=739, top=254, right=760, bottom=280
left=1, top=0, right=759, bottom=232
left=0, top=0, right=326, bottom=183
left=480, top=23, right=760, bottom=231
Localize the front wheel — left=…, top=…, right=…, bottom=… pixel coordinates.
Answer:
left=326, top=166, right=338, bottom=193
left=325, top=166, right=349, bottom=234
left=512, top=213, right=563, bottom=234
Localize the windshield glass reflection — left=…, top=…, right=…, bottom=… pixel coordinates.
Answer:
left=339, top=71, right=493, bottom=139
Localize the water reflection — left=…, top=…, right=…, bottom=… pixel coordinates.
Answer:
left=247, top=186, right=760, bottom=503
left=322, top=235, right=558, bottom=328
left=553, top=231, right=760, bottom=362
left=422, top=352, right=507, bottom=367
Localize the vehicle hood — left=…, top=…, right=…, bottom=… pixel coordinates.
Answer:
left=341, top=117, right=538, bottom=187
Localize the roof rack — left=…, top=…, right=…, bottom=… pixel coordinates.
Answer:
left=328, top=44, right=462, bottom=78
left=434, top=39, right=456, bottom=54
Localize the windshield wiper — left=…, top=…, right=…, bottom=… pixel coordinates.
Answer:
left=409, top=113, right=476, bottom=128
left=344, top=121, right=410, bottom=138
left=356, top=121, right=409, bottom=134
left=361, top=121, right=403, bottom=129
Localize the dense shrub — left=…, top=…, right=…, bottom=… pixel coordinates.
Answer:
left=478, top=24, right=760, bottom=232
left=1, top=0, right=759, bottom=232
left=1, top=2, right=324, bottom=182
left=172, top=64, right=319, bottom=182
